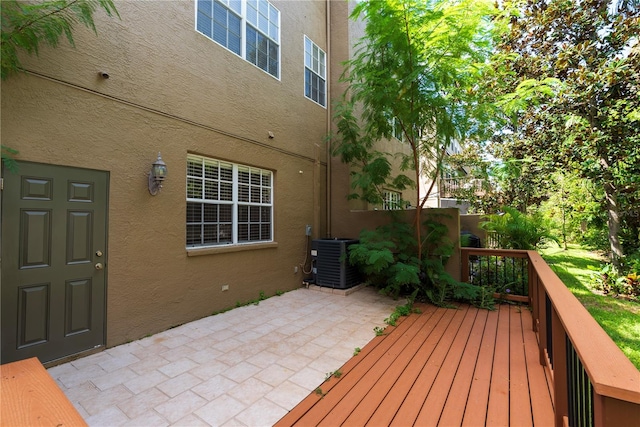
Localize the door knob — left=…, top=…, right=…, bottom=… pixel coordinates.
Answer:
left=95, top=263, right=104, bottom=270
left=96, top=250, right=103, bottom=257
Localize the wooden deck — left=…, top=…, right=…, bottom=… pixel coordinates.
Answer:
left=276, top=303, right=555, bottom=426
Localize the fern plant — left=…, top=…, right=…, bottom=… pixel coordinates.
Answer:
left=480, top=206, right=557, bottom=250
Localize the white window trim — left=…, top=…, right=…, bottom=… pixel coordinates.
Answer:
left=303, top=35, right=327, bottom=108
left=186, top=155, right=274, bottom=249
left=383, top=190, right=402, bottom=211
left=195, top=0, right=281, bottom=80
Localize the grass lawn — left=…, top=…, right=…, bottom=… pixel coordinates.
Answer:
left=541, top=244, right=640, bottom=370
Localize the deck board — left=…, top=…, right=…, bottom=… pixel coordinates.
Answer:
left=276, top=303, right=554, bottom=427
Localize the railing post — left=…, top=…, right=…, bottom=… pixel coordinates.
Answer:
left=552, top=307, right=569, bottom=427
left=538, top=285, right=547, bottom=366
left=529, top=254, right=538, bottom=332
left=461, top=248, right=469, bottom=283
left=594, top=394, right=640, bottom=427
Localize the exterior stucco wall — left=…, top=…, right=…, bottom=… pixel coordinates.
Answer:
left=328, top=0, right=416, bottom=224
left=1, top=1, right=330, bottom=346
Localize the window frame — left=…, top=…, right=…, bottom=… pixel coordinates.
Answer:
left=304, top=35, right=327, bottom=107
left=186, top=155, right=274, bottom=249
left=382, top=190, right=402, bottom=211
left=195, top=0, right=281, bottom=79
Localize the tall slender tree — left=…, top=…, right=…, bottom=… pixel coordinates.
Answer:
left=333, top=0, right=499, bottom=260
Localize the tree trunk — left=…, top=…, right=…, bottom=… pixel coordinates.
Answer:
left=604, top=181, right=624, bottom=270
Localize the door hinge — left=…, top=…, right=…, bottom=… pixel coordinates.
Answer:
left=0, top=177, right=3, bottom=190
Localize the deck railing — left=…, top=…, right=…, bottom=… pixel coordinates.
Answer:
left=461, top=248, right=640, bottom=427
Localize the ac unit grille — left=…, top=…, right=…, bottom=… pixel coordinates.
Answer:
left=312, top=239, right=360, bottom=289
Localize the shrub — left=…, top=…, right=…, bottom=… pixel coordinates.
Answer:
left=348, top=217, right=480, bottom=307
left=480, top=206, right=557, bottom=250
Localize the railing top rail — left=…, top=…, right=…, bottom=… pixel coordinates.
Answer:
left=460, top=247, right=529, bottom=258
left=527, top=251, right=640, bottom=403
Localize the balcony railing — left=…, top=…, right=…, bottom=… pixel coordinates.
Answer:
left=439, top=177, right=485, bottom=198
left=461, top=248, right=640, bottom=427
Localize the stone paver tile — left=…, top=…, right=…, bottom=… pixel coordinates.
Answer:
left=191, top=375, right=238, bottom=401
left=179, top=326, right=211, bottom=340
left=128, top=354, right=170, bottom=375
left=157, top=372, right=202, bottom=398
left=195, top=395, right=247, bottom=426
left=158, top=358, right=200, bottom=378
left=206, top=328, right=237, bottom=341
left=70, top=352, right=113, bottom=370
left=265, top=380, right=309, bottom=409
left=123, top=410, right=170, bottom=427
left=170, top=413, right=211, bottom=427
left=293, top=342, right=327, bottom=359
left=106, top=341, right=145, bottom=357
left=188, top=348, right=223, bottom=364
left=310, top=333, right=342, bottom=349
left=220, top=361, right=261, bottom=383
left=154, top=390, right=208, bottom=423
left=123, top=369, right=169, bottom=394
left=57, top=364, right=108, bottom=389
left=288, top=366, right=326, bottom=390
left=211, top=337, right=243, bottom=352
left=216, top=344, right=265, bottom=365
left=245, top=350, right=281, bottom=369
left=276, top=353, right=314, bottom=372
left=189, top=359, right=231, bottom=381
left=253, top=365, right=296, bottom=388
left=58, top=380, right=101, bottom=404
left=235, top=397, right=289, bottom=427
left=159, top=345, right=198, bottom=363
left=79, top=384, right=133, bottom=416
left=308, top=355, right=346, bottom=374
left=84, top=405, right=130, bottom=427
left=98, top=352, right=141, bottom=373
left=266, top=341, right=299, bottom=357
left=132, top=342, right=170, bottom=357
left=185, top=335, right=219, bottom=351
left=91, top=367, right=139, bottom=391
left=227, top=377, right=274, bottom=405
left=117, top=387, right=170, bottom=419
left=159, top=334, right=193, bottom=349
left=47, top=362, right=79, bottom=379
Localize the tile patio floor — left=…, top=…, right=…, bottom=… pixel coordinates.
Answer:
left=47, top=286, right=402, bottom=426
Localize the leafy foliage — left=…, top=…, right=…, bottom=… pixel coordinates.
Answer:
left=349, top=217, right=480, bottom=307
left=489, top=0, right=640, bottom=267
left=480, top=206, right=557, bottom=250
left=333, top=0, right=500, bottom=260
left=1, top=0, right=119, bottom=80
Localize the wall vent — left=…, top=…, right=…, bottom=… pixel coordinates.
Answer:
left=311, top=239, right=360, bottom=289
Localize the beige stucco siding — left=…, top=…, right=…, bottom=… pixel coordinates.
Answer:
left=1, top=0, right=329, bottom=346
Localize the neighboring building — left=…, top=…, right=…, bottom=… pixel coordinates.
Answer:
left=0, top=0, right=416, bottom=364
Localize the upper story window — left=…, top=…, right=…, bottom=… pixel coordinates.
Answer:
left=196, top=0, right=280, bottom=78
left=187, top=155, right=273, bottom=248
left=383, top=190, right=402, bottom=210
left=304, top=36, right=326, bottom=107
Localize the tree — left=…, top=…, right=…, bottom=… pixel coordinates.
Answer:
left=1, top=0, right=118, bottom=169
left=1, top=0, right=118, bottom=80
left=332, top=0, right=499, bottom=260
left=491, top=0, right=640, bottom=268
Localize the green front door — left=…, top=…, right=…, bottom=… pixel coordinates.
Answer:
left=1, top=162, right=108, bottom=364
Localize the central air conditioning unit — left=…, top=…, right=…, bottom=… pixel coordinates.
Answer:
left=311, top=238, right=361, bottom=289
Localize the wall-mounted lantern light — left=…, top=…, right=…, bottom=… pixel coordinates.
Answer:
left=148, top=152, right=167, bottom=195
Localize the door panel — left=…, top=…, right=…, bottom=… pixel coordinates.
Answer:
left=2, top=162, right=108, bottom=364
